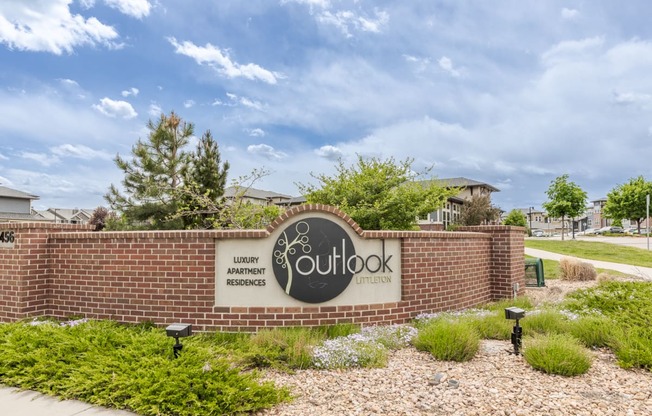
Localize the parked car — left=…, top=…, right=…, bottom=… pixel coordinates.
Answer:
left=531, top=229, right=545, bottom=237
left=625, top=228, right=648, bottom=234
left=595, top=226, right=624, bottom=234
left=578, top=228, right=597, bottom=235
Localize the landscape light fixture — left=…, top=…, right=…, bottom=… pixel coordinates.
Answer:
left=504, top=307, right=525, bottom=355
left=166, top=323, right=192, bottom=358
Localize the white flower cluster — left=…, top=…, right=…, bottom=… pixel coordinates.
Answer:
left=28, top=318, right=90, bottom=327
left=311, top=324, right=418, bottom=369
left=413, top=308, right=490, bottom=325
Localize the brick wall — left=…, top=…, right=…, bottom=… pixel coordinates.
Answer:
left=0, top=206, right=525, bottom=331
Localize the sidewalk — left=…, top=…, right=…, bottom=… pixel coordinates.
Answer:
left=0, top=386, right=137, bottom=416
left=525, top=247, right=652, bottom=280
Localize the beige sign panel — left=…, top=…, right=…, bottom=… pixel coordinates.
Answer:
left=215, top=212, right=401, bottom=307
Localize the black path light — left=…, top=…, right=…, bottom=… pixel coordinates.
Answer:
left=504, top=307, right=525, bottom=355
left=166, top=323, right=193, bottom=358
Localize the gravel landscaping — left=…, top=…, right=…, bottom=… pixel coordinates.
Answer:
left=257, top=279, right=652, bottom=416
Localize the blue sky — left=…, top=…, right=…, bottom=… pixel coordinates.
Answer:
left=2, top=1, right=652, bottom=214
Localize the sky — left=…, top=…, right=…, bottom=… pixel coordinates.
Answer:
left=2, top=0, right=652, bottom=214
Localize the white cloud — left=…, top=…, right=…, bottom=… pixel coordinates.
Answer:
left=168, top=37, right=280, bottom=84
left=59, top=79, right=80, bottom=88
left=402, top=55, right=432, bottom=75
left=20, top=151, right=60, bottom=167
left=121, top=87, right=139, bottom=97
left=50, top=144, right=112, bottom=160
left=0, top=0, right=119, bottom=54
left=280, top=0, right=330, bottom=8
left=240, top=97, right=264, bottom=110
left=225, top=92, right=264, bottom=110
left=148, top=103, right=162, bottom=117
left=247, top=144, right=287, bottom=160
left=16, top=145, right=111, bottom=168
left=612, top=91, right=652, bottom=106
left=247, top=128, right=266, bottom=137
left=0, top=153, right=8, bottom=161
left=58, top=78, right=86, bottom=99
left=283, top=0, right=388, bottom=37
left=541, top=37, right=604, bottom=67
left=358, top=10, right=389, bottom=33
left=317, top=9, right=389, bottom=37
left=438, top=56, right=461, bottom=77
left=183, top=99, right=195, bottom=108
left=561, top=8, right=579, bottom=20
left=316, top=145, right=342, bottom=160
left=93, top=97, right=138, bottom=119
left=104, top=0, right=152, bottom=19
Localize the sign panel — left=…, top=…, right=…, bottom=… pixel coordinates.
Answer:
left=0, top=230, right=15, bottom=248
left=215, top=212, right=401, bottom=307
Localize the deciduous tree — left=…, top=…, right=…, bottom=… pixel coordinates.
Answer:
left=542, top=174, right=587, bottom=241
left=604, top=176, right=652, bottom=232
left=459, top=194, right=502, bottom=226
left=502, top=209, right=527, bottom=228
left=298, top=156, right=457, bottom=230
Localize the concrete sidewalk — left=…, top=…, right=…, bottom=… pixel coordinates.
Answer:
left=525, top=247, right=652, bottom=281
left=0, top=386, right=137, bottom=416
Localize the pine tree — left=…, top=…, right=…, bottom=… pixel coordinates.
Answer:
left=179, top=130, right=230, bottom=229
left=105, top=111, right=192, bottom=229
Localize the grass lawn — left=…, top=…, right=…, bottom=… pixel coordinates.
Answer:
left=525, top=255, right=629, bottom=280
left=525, top=239, right=652, bottom=268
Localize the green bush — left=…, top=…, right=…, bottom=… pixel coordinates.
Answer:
left=0, top=320, right=290, bottom=415
left=613, top=327, right=652, bottom=370
left=523, top=333, right=592, bottom=376
left=248, top=327, right=322, bottom=369
left=564, top=281, right=652, bottom=369
left=521, top=309, right=570, bottom=335
left=317, top=322, right=361, bottom=338
left=481, top=297, right=533, bottom=313
left=414, top=319, right=480, bottom=362
left=567, top=314, right=623, bottom=349
left=468, top=313, right=513, bottom=340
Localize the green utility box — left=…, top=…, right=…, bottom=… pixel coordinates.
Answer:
left=525, top=258, right=545, bottom=287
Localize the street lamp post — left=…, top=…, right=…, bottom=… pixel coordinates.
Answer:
left=529, top=207, right=533, bottom=231
left=647, top=194, right=650, bottom=251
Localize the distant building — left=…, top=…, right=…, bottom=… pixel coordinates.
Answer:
left=223, top=186, right=305, bottom=207
left=33, top=208, right=94, bottom=224
left=519, top=207, right=571, bottom=234
left=0, top=185, right=40, bottom=222
left=418, top=177, right=500, bottom=230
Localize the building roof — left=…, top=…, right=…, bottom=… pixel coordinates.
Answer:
left=0, top=185, right=39, bottom=200
left=224, top=186, right=292, bottom=200
left=434, top=177, right=500, bottom=193
left=0, top=211, right=40, bottom=221
left=35, top=208, right=93, bottom=222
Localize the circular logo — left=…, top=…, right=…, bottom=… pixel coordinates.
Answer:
left=272, top=217, right=355, bottom=303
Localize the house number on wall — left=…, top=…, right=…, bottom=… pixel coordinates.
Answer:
left=0, top=230, right=15, bottom=248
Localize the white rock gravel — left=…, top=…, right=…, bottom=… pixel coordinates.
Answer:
left=257, top=279, right=652, bottom=416
left=257, top=341, right=652, bottom=416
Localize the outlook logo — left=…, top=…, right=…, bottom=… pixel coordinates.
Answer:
left=272, top=217, right=355, bottom=303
